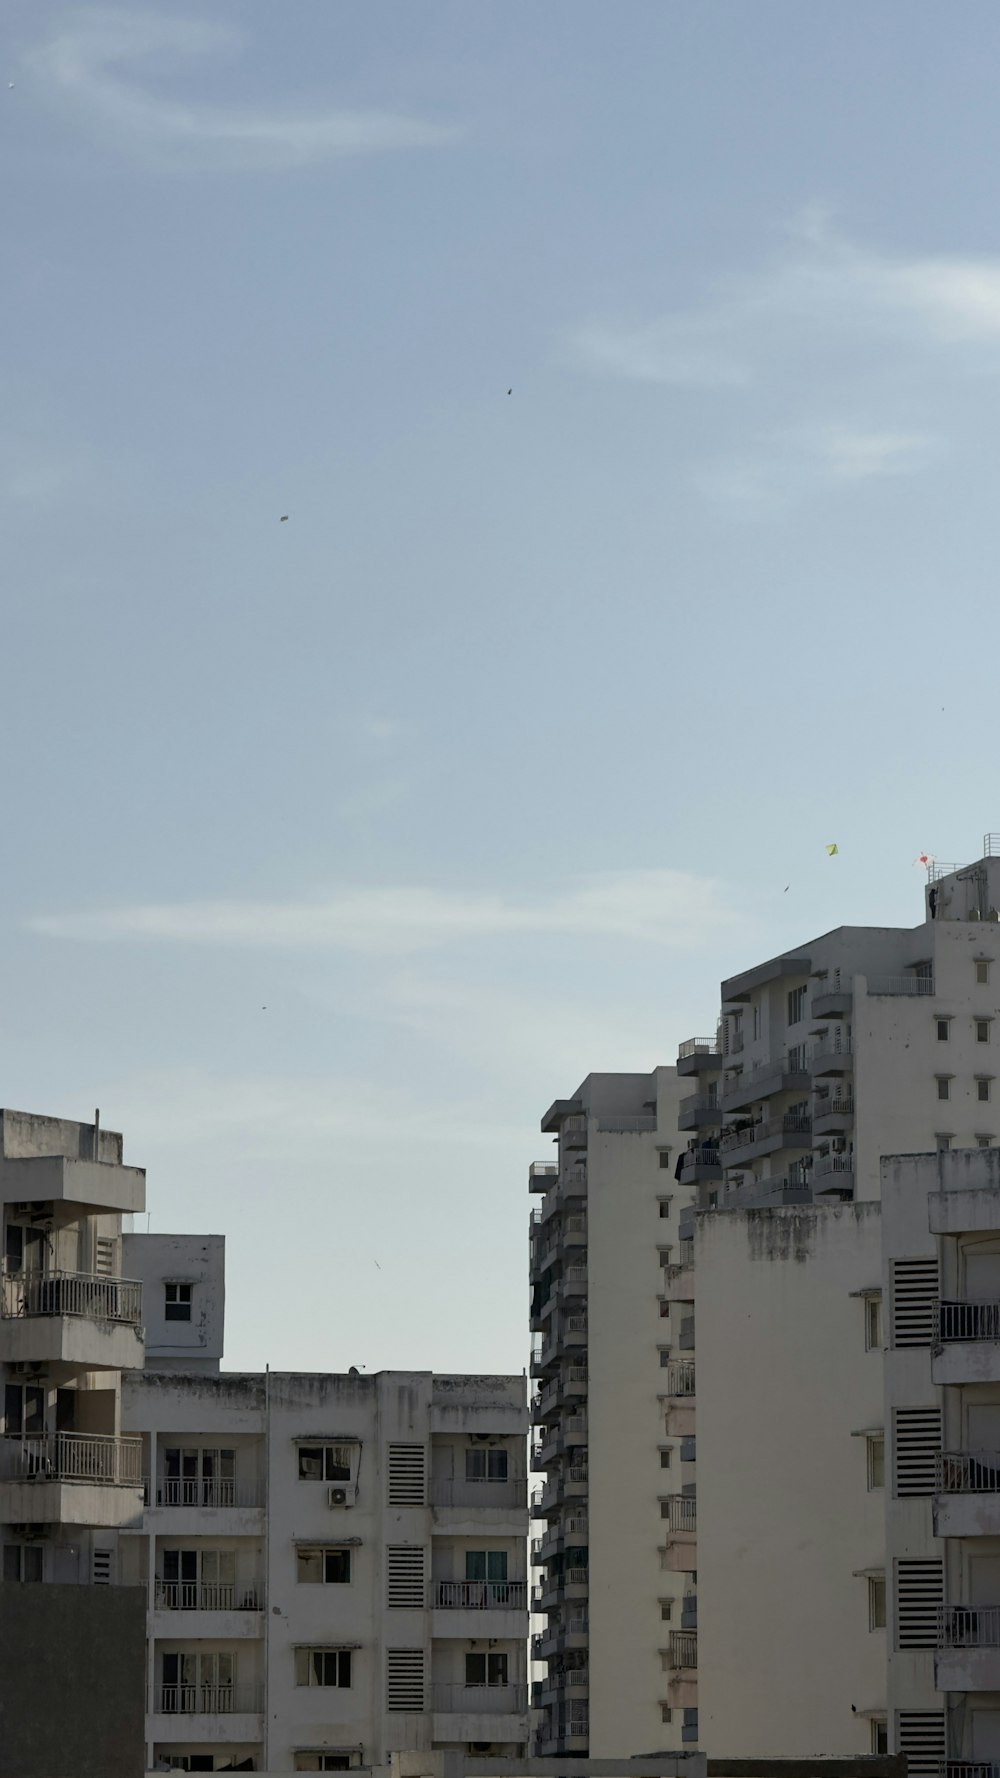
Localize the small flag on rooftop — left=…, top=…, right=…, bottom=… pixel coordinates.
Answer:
left=914, top=851, right=936, bottom=870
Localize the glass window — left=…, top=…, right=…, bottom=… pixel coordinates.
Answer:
left=868, top=1575, right=886, bottom=1630
left=298, top=1444, right=354, bottom=1481
left=871, top=1720, right=888, bottom=1756
left=465, top=1447, right=508, bottom=1481
left=465, top=1652, right=508, bottom=1687
left=465, top=1550, right=508, bottom=1582
left=979, top=1079, right=993, bottom=1103
left=978, top=961, right=991, bottom=985
left=937, top=1019, right=950, bottom=1042
left=295, top=1649, right=352, bottom=1687
left=297, top=1547, right=351, bottom=1584
left=867, top=1436, right=885, bottom=1491
left=865, top=1298, right=882, bottom=1351
left=937, top=1077, right=951, bottom=1101
left=979, top=1021, right=993, bottom=1043
left=164, top=1282, right=192, bottom=1322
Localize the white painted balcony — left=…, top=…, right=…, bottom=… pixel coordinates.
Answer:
left=0, top=1430, right=144, bottom=1527
left=152, top=1578, right=264, bottom=1639
left=937, top=1603, right=1000, bottom=1689
left=933, top=1300, right=1000, bottom=1385
left=431, top=1681, right=529, bottom=1743
left=867, top=973, right=934, bottom=996
left=0, top=1153, right=145, bottom=1215
left=664, top=1360, right=695, bottom=1399
left=433, top=1580, right=526, bottom=1610
left=429, top=1475, right=527, bottom=1535
left=150, top=1684, right=264, bottom=1745
left=667, top=1630, right=698, bottom=1671
left=0, top=1270, right=144, bottom=1369
left=935, top=1451, right=1000, bottom=1535
left=662, top=1495, right=697, bottom=1536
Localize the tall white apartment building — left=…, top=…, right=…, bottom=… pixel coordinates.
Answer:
left=528, top=1067, right=692, bottom=1760
left=122, top=1235, right=530, bottom=1774
left=0, top=1107, right=146, bottom=1587
left=677, top=839, right=1000, bottom=1760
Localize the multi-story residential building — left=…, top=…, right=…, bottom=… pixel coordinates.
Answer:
left=122, top=1234, right=530, bottom=1774
left=528, top=1067, right=692, bottom=1759
left=679, top=839, right=1000, bottom=1761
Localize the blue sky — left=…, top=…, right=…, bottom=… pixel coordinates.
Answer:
left=5, top=1, right=1000, bottom=1373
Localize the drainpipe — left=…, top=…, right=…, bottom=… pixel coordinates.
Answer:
left=264, top=1363, right=270, bottom=1770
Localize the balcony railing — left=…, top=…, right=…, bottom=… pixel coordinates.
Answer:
left=664, top=1360, right=696, bottom=1398
left=668, top=1630, right=698, bottom=1669
left=154, top=1477, right=261, bottom=1508
left=678, top=1037, right=719, bottom=1061
left=567, top=1464, right=589, bottom=1484
left=1, top=1431, right=142, bottom=1485
left=662, top=1495, right=697, bottom=1533
left=433, top=1580, right=527, bottom=1610
left=720, top=1115, right=811, bottom=1154
left=154, top=1581, right=262, bottom=1612
left=938, top=1451, right=1000, bottom=1493
left=815, top=1098, right=855, bottom=1118
left=867, top=973, right=935, bottom=996
left=940, top=1603, right=1000, bottom=1646
left=813, top=1154, right=855, bottom=1178
left=596, top=1115, right=657, bottom=1133
left=157, top=1684, right=264, bottom=1716
left=430, top=1478, right=526, bottom=1510
left=937, top=1300, right=1000, bottom=1344
left=430, top=1682, right=527, bottom=1714
left=810, top=1039, right=853, bottom=1071
left=1, top=1270, right=143, bottom=1326
left=947, top=1765, right=1000, bottom=1778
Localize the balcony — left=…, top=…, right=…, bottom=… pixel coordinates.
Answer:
left=432, top=1578, right=527, bottom=1639
left=935, top=1451, right=1000, bottom=1536
left=664, top=1360, right=695, bottom=1399
left=677, top=1037, right=722, bottom=1078
left=661, top=1495, right=697, bottom=1536
left=144, top=1474, right=265, bottom=1537
left=678, top=1096, right=722, bottom=1133
left=813, top=1097, right=855, bottom=1137
left=530, top=1163, right=558, bottom=1194
left=719, top=1114, right=812, bottom=1167
left=663, top=1361, right=695, bottom=1439
left=152, top=1580, right=263, bottom=1638
left=664, top=1263, right=695, bottom=1304
left=867, top=973, right=935, bottom=996
left=150, top=1685, right=264, bottom=1746
left=933, top=1300, right=1000, bottom=1385
left=0, top=1268, right=144, bottom=1370
left=811, top=985, right=854, bottom=1020
left=561, top=1116, right=588, bottom=1151
left=560, top=1264, right=588, bottom=1301
left=0, top=1431, right=143, bottom=1527
left=431, top=1681, right=529, bottom=1742
left=812, top=1154, right=855, bottom=1195
left=667, top=1630, right=697, bottom=1671
left=721, top=1176, right=812, bottom=1211
left=809, top=1038, right=853, bottom=1076
left=720, top=1052, right=811, bottom=1111
left=937, top=1603, right=1000, bottom=1690
left=0, top=1153, right=146, bottom=1215
left=678, top=1146, right=722, bottom=1184
left=430, top=1477, right=527, bottom=1534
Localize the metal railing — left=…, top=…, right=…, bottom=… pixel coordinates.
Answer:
left=156, top=1684, right=263, bottom=1716
left=937, top=1300, right=1000, bottom=1343
left=937, top=1451, right=1000, bottom=1493
left=720, top=1115, right=811, bottom=1154
left=431, top=1682, right=527, bottom=1713
left=867, top=973, right=935, bottom=996
left=940, top=1603, right=1000, bottom=1646
left=678, top=1037, right=719, bottom=1060
left=662, top=1495, right=697, bottom=1533
left=433, top=1579, right=526, bottom=1610
left=1, top=1270, right=143, bottom=1326
left=564, top=1215, right=587, bottom=1236
left=567, top=1463, right=589, bottom=1483
left=154, top=1581, right=261, bottom=1612
left=664, top=1360, right=696, bottom=1398
left=815, top=1098, right=855, bottom=1118
left=564, top=1565, right=588, bottom=1585
left=430, top=1478, right=525, bottom=1509
left=565, top=1315, right=588, bottom=1335
left=560, top=1265, right=588, bottom=1291
left=668, top=1630, right=698, bottom=1669
left=813, top=1154, right=855, bottom=1177
left=947, top=1766, right=1000, bottom=1778
left=1, top=1430, right=142, bottom=1485
left=155, top=1477, right=262, bottom=1507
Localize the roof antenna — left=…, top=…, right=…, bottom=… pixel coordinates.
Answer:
left=94, top=1108, right=100, bottom=1161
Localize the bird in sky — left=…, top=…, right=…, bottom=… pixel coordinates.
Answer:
left=280, top=515, right=288, bottom=522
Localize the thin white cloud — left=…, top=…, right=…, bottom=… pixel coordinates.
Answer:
left=569, top=219, right=1000, bottom=390
left=694, top=423, right=939, bottom=515
left=27, top=868, right=745, bottom=954
left=28, top=9, right=459, bottom=170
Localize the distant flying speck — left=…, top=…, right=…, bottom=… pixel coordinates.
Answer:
left=373, top=1260, right=382, bottom=1270
left=507, top=388, right=512, bottom=395
left=280, top=515, right=288, bottom=522
left=784, top=885, right=789, bottom=893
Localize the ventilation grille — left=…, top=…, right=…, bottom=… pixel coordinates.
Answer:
left=386, top=1647, right=425, bottom=1712
left=891, top=1259, right=939, bottom=1348
left=388, top=1444, right=426, bottom=1507
left=94, top=1237, right=116, bottom=1277
left=896, top=1559, right=943, bottom=1648
left=897, top=1711, right=946, bottom=1778
left=894, top=1408, right=942, bottom=1497
left=92, top=1547, right=112, bottom=1585
left=386, top=1545, right=425, bottom=1608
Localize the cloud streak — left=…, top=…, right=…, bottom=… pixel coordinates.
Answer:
left=29, top=9, right=459, bottom=169
left=27, top=869, right=744, bottom=954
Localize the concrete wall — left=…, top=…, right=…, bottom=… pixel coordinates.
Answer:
left=0, top=1582, right=146, bottom=1777
left=587, top=1067, right=691, bottom=1758
left=125, top=1233, right=225, bottom=1372
left=695, top=1202, right=884, bottom=1758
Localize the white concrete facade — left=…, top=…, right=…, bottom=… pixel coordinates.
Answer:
left=122, top=1234, right=529, bottom=1773
left=528, top=1068, right=692, bottom=1758
left=0, top=1107, right=146, bottom=1586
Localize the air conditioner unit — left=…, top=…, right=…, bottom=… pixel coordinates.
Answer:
left=328, top=1487, right=351, bottom=1508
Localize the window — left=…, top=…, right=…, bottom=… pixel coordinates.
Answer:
left=3, top=1544, right=42, bottom=1583
left=787, top=986, right=806, bottom=1025
left=161, top=1446, right=235, bottom=1507
left=659, top=1201, right=671, bottom=1218
left=936, top=1019, right=951, bottom=1042
left=465, top=1652, right=508, bottom=1688
left=936, top=1134, right=952, bottom=1152
left=979, top=1078, right=993, bottom=1103
left=4, top=1382, right=44, bottom=1436
left=295, top=1758, right=354, bottom=1773
left=753, top=1004, right=761, bottom=1040
left=869, top=1574, right=886, bottom=1630
left=466, top=1447, right=508, bottom=1482
left=660, top=1601, right=672, bottom=1621
left=936, top=1076, right=951, bottom=1101
left=659, top=1300, right=670, bottom=1318
left=298, top=1443, right=354, bottom=1482
left=297, top=1547, right=352, bottom=1585
left=865, top=1297, right=882, bottom=1351
left=164, top=1282, right=192, bottom=1322
left=661, top=1703, right=673, bottom=1723
left=978, top=961, right=991, bottom=985
left=978, top=1136, right=994, bottom=1149
left=978, top=1020, right=993, bottom=1044
left=660, top=1449, right=672, bottom=1469
left=871, top=1719, right=888, bottom=1756
left=867, top=1435, right=885, bottom=1490
left=465, top=1550, right=507, bottom=1582
left=295, top=1649, right=353, bottom=1688
left=658, top=1151, right=672, bottom=1169
left=659, top=1348, right=671, bottom=1367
